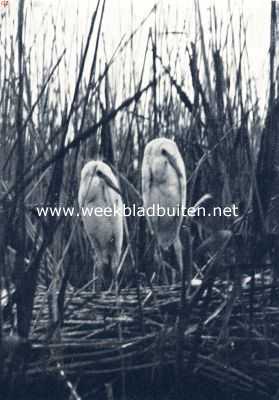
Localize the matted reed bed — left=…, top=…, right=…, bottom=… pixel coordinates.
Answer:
left=19, top=268, right=279, bottom=399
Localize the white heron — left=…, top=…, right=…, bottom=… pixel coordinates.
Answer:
left=142, top=138, right=187, bottom=282
left=78, top=160, right=123, bottom=290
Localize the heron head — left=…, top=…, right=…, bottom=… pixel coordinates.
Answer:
left=79, top=161, right=122, bottom=207
left=86, top=165, right=102, bottom=187
left=160, top=145, right=183, bottom=179
left=160, top=147, right=169, bottom=162
left=150, top=146, right=169, bottom=183
left=79, top=162, right=105, bottom=206
left=151, top=143, right=183, bottom=185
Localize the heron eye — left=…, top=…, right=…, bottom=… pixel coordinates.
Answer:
left=161, top=148, right=167, bottom=156
left=96, top=170, right=102, bottom=177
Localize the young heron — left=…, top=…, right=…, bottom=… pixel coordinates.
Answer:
left=142, top=138, right=187, bottom=282
left=78, top=160, right=123, bottom=290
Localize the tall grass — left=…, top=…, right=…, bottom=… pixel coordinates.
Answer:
left=0, top=0, right=278, bottom=397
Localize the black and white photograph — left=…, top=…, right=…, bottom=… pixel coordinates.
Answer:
left=0, top=0, right=278, bottom=399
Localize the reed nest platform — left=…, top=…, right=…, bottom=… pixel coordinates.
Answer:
left=9, top=268, right=277, bottom=399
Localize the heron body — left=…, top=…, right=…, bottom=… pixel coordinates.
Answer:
left=142, top=138, right=186, bottom=279
left=78, top=160, right=123, bottom=289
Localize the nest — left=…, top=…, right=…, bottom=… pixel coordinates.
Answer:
left=12, top=267, right=279, bottom=399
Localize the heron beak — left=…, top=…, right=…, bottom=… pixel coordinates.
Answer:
left=90, top=166, right=97, bottom=179
left=163, top=149, right=183, bottom=178
left=97, top=171, right=122, bottom=197
left=82, top=166, right=98, bottom=205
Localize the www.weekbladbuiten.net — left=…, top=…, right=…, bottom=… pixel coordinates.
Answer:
left=35, top=204, right=239, bottom=218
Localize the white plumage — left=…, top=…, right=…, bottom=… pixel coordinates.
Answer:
left=78, top=160, right=123, bottom=289
left=142, top=138, right=186, bottom=279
